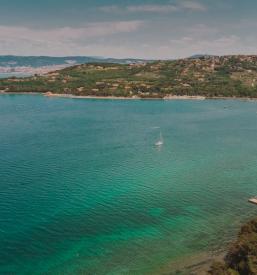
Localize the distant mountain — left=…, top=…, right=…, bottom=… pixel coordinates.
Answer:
left=0, top=55, right=147, bottom=67
left=189, top=54, right=217, bottom=59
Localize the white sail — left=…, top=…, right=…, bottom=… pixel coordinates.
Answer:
left=155, top=131, right=163, bottom=146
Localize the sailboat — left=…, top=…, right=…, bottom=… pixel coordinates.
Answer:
left=155, top=132, right=164, bottom=146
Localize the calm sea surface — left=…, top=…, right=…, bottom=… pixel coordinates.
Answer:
left=1, top=95, right=257, bottom=274
left=0, top=73, right=32, bottom=79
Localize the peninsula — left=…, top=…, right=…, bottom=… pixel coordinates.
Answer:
left=1, top=55, right=257, bottom=98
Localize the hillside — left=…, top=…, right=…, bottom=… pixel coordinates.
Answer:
left=209, top=218, right=257, bottom=275
left=1, top=55, right=257, bottom=98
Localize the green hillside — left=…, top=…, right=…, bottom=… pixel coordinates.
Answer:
left=1, top=55, right=257, bottom=98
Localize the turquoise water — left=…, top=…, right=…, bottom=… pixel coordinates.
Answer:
left=1, top=95, right=257, bottom=274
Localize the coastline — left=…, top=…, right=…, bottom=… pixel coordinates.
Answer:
left=46, top=93, right=206, bottom=100
left=1, top=91, right=257, bottom=101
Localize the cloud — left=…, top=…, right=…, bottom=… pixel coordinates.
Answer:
left=0, top=21, right=144, bottom=56
left=180, top=1, right=207, bottom=11
left=0, top=17, right=256, bottom=59
left=168, top=34, right=257, bottom=58
left=126, top=5, right=178, bottom=13
left=0, top=20, right=143, bottom=42
left=99, top=1, right=207, bottom=14
left=98, top=5, right=121, bottom=13
left=186, top=24, right=219, bottom=36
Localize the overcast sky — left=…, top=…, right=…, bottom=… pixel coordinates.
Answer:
left=0, top=0, right=257, bottom=58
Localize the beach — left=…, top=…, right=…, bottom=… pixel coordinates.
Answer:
left=3, top=91, right=257, bottom=101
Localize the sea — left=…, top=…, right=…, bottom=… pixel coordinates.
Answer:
left=1, top=94, right=257, bottom=274
left=0, top=73, right=32, bottom=79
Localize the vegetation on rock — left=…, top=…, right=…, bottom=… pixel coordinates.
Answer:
left=209, top=218, right=257, bottom=275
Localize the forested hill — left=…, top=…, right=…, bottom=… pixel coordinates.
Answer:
left=1, top=55, right=257, bottom=98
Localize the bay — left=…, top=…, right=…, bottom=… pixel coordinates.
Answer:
left=0, top=95, right=257, bottom=274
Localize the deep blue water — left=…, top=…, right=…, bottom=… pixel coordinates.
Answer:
left=1, top=95, right=257, bottom=274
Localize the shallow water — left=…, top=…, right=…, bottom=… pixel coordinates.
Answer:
left=0, top=95, right=257, bottom=274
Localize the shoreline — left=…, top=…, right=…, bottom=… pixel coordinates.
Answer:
left=1, top=91, right=257, bottom=101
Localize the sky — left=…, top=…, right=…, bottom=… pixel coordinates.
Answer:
left=0, top=0, right=257, bottom=59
